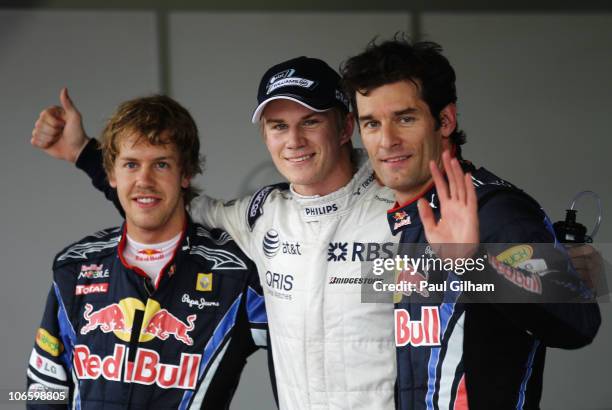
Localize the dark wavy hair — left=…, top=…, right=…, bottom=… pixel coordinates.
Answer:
left=340, top=34, right=466, bottom=155
left=100, top=95, right=203, bottom=205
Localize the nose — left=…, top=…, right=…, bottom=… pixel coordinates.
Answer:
left=135, top=165, right=155, bottom=188
left=379, top=121, right=400, bottom=149
left=285, top=127, right=306, bottom=150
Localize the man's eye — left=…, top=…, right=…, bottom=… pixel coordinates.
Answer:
left=271, top=123, right=288, bottom=131
left=362, top=120, right=380, bottom=129
left=124, top=162, right=137, bottom=169
left=399, top=116, right=415, bottom=124
left=303, top=119, right=320, bottom=127
left=156, top=162, right=169, bottom=169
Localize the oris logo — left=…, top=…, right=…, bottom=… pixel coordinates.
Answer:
left=263, top=230, right=280, bottom=258
left=265, top=271, right=294, bottom=291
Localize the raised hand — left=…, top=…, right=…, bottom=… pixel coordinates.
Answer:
left=31, top=87, right=89, bottom=163
left=417, top=150, right=479, bottom=260
left=567, top=244, right=604, bottom=293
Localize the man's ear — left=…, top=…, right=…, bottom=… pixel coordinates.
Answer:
left=108, top=171, right=117, bottom=188
left=340, top=112, right=355, bottom=146
left=181, top=175, right=191, bottom=189
left=439, top=103, right=457, bottom=138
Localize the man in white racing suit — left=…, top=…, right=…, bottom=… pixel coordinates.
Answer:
left=31, top=57, right=398, bottom=409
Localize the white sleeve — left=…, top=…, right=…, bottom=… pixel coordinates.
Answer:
left=189, top=194, right=253, bottom=255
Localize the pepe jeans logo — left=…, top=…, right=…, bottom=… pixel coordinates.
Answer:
left=182, top=293, right=220, bottom=309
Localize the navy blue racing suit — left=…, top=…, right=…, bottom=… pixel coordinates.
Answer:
left=388, top=161, right=600, bottom=410
left=27, top=219, right=267, bottom=409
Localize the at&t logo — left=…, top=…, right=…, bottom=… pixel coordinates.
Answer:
left=263, top=229, right=302, bottom=258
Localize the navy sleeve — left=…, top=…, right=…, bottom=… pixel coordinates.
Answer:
left=472, top=191, right=601, bottom=349
left=26, top=286, right=73, bottom=409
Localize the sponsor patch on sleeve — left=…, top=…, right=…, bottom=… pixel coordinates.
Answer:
left=496, top=245, right=533, bottom=267
left=29, top=349, right=67, bottom=381
left=36, top=328, right=64, bottom=357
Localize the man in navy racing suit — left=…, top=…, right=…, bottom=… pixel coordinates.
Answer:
left=27, top=95, right=266, bottom=409
left=341, top=37, right=601, bottom=409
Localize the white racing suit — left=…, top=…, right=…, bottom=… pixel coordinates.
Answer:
left=191, top=150, right=398, bottom=410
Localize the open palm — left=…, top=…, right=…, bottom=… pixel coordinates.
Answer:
left=417, top=151, right=479, bottom=260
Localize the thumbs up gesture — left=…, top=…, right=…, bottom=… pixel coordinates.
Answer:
left=31, top=88, right=89, bottom=163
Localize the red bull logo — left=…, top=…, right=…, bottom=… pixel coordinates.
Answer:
left=393, top=211, right=411, bottom=230
left=81, top=303, right=129, bottom=334
left=142, top=310, right=196, bottom=346
left=393, top=211, right=408, bottom=221
left=73, top=344, right=201, bottom=389
left=136, top=249, right=164, bottom=262
left=80, top=299, right=197, bottom=345
left=395, top=306, right=441, bottom=347
left=489, top=255, right=542, bottom=294
left=78, top=264, right=109, bottom=280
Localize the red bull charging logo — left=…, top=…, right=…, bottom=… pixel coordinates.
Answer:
left=76, top=298, right=200, bottom=388
left=80, top=298, right=197, bottom=345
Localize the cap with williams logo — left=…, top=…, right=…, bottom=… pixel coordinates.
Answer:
left=251, top=56, right=350, bottom=123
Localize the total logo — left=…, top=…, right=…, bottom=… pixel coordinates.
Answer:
left=74, top=344, right=200, bottom=390
left=262, top=229, right=302, bottom=258
left=80, top=298, right=196, bottom=345
left=327, top=242, right=396, bottom=262
left=395, top=306, right=441, bottom=347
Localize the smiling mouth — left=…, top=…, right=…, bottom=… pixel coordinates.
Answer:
left=285, top=153, right=315, bottom=163
left=133, top=196, right=161, bottom=207
left=382, top=155, right=411, bottom=164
